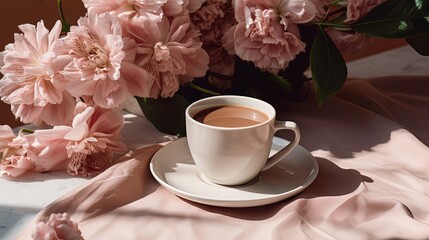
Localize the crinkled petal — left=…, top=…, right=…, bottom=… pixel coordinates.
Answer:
left=93, top=79, right=129, bottom=108
left=90, top=109, right=124, bottom=136
left=120, top=61, right=152, bottom=97
left=0, top=156, right=35, bottom=177
left=40, top=93, right=76, bottom=126
left=0, top=125, right=16, bottom=152
left=183, top=48, right=210, bottom=77
left=11, top=104, right=44, bottom=125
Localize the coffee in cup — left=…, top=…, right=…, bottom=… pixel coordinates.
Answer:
left=185, top=95, right=300, bottom=186
left=192, top=105, right=268, bottom=127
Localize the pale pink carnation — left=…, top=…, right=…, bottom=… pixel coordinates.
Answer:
left=191, top=0, right=227, bottom=35
left=35, top=103, right=126, bottom=176
left=125, top=15, right=209, bottom=98
left=345, top=0, right=384, bottom=24
left=0, top=128, right=37, bottom=177
left=191, top=0, right=236, bottom=44
left=54, top=13, right=151, bottom=109
left=83, top=0, right=166, bottom=22
left=231, top=0, right=317, bottom=73
left=82, top=0, right=186, bottom=22
left=32, top=213, right=83, bottom=240
left=329, top=0, right=383, bottom=53
left=234, top=0, right=317, bottom=26
left=190, top=0, right=236, bottom=84
left=232, top=19, right=305, bottom=73
left=0, top=20, right=76, bottom=126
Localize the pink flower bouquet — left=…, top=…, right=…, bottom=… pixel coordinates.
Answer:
left=0, top=0, right=428, bottom=177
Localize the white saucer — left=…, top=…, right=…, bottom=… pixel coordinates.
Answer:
left=150, top=137, right=318, bottom=207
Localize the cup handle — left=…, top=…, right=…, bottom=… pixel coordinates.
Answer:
left=261, top=121, right=300, bottom=171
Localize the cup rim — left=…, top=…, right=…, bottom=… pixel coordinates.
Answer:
left=185, top=95, right=275, bottom=130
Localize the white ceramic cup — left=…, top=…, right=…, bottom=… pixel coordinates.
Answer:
left=185, top=95, right=300, bottom=185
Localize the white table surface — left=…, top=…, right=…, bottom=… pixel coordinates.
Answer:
left=1, top=45, right=428, bottom=239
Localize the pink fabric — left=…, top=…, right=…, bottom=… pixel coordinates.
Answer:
left=19, top=76, right=429, bottom=239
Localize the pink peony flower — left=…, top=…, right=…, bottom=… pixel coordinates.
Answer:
left=125, top=15, right=209, bottom=98
left=83, top=0, right=165, bottom=22
left=234, top=0, right=317, bottom=25
left=190, top=0, right=236, bottom=86
left=35, top=102, right=126, bottom=176
left=0, top=127, right=38, bottom=177
left=191, top=0, right=227, bottom=33
left=82, top=0, right=186, bottom=22
left=345, top=0, right=384, bottom=24
left=231, top=0, right=317, bottom=73
left=54, top=12, right=151, bottom=109
left=232, top=20, right=305, bottom=73
left=191, top=0, right=236, bottom=44
left=0, top=20, right=76, bottom=126
left=329, top=0, right=383, bottom=53
left=31, top=213, right=83, bottom=240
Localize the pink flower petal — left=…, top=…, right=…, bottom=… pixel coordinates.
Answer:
left=11, top=104, right=44, bottom=125
left=0, top=125, right=15, bottom=151
left=120, top=61, right=152, bottom=97
left=1, top=155, right=35, bottom=177
left=32, top=213, right=83, bottom=240
left=56, top=13, right=144, bottom=109
left=40, top=93, right=76, bottom=126
left=90, top=110, right=123, bottom=136
left=92, top=79, right=129, bottom=108
left=0, top=20, right=66, bottom=126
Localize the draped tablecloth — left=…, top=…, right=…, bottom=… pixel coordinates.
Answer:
left=19, top=76, right=429, bottom=240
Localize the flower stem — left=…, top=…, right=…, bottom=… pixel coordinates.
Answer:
left=19, top=128, right=35, bottom=135
left=57, top=0, right=70, bottom=32
left=188, top=83, right=220, bottom=96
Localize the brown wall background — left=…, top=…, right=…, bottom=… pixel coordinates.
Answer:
left=0, top=1, right=405, bottom=127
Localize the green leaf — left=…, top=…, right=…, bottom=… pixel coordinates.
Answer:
left=311, top=26, right=347, bottom=105
left=352, top=0, right=429, bottom=38
left=406, top=31, right=429, bottom=55
left=136, top=95, right=189, bottom=137
left=269, top=74, right=291, bottom=91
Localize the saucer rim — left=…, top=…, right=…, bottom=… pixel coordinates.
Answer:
left=150, top=137, right=318, bottom=207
